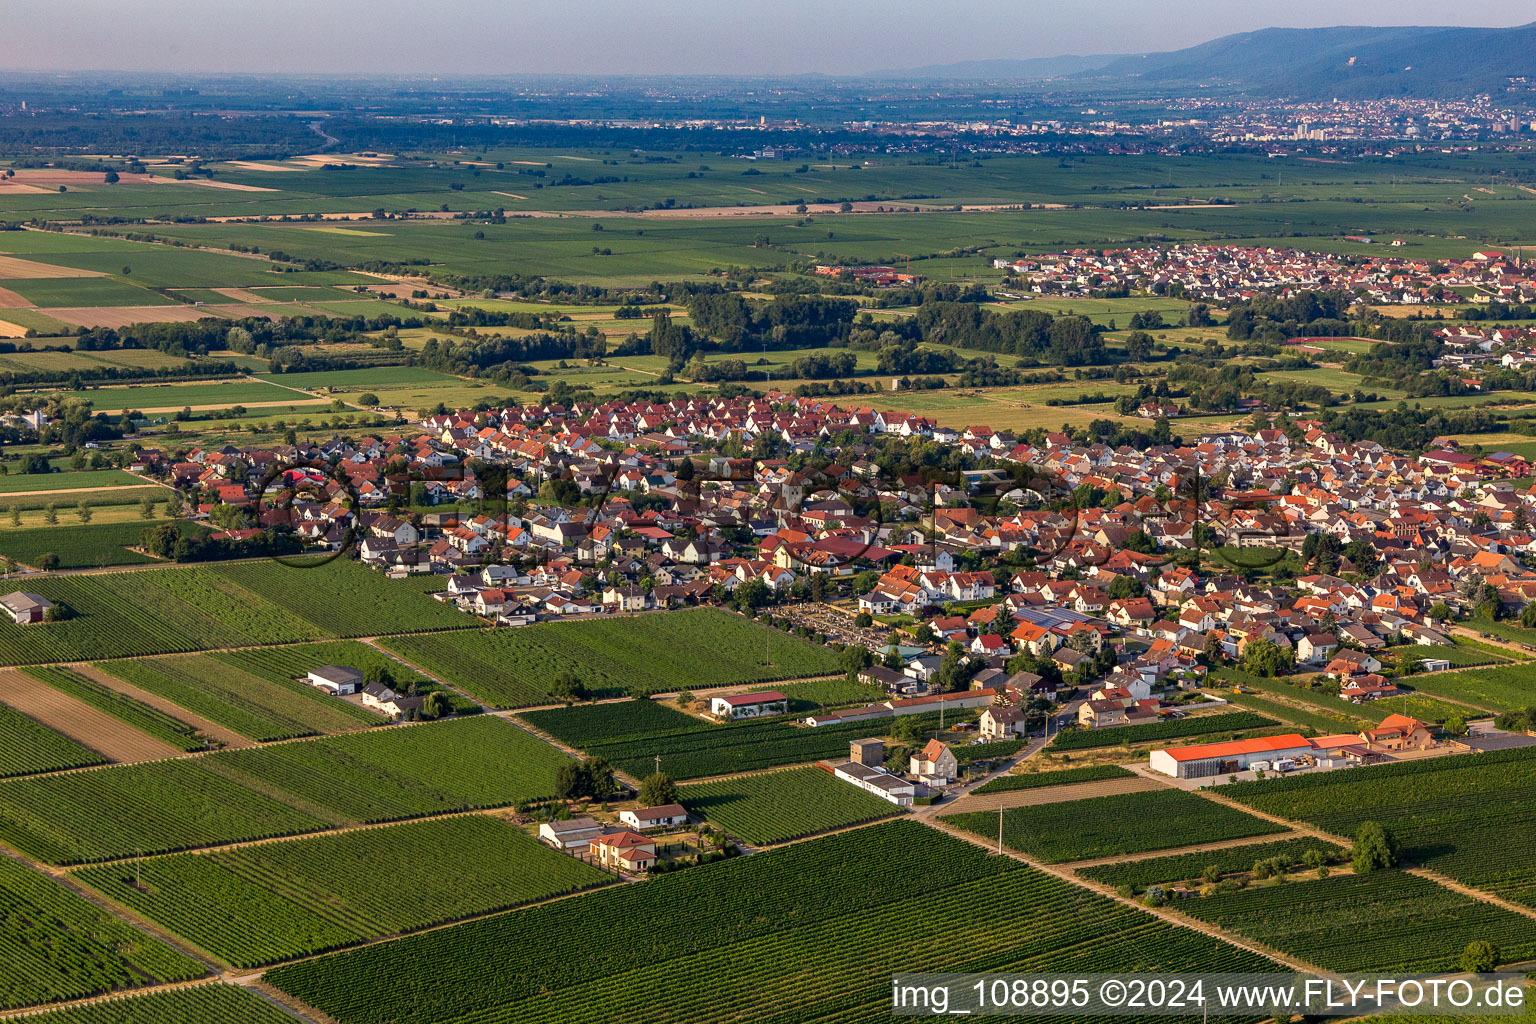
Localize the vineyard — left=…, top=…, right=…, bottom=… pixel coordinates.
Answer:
left=768, top=677, right=885, bottom=710
left=972, top=764, right=1135, bottom=794
left=0, top=520, right=187, bottom=570
left=100, top=649, right=383, bottom=742
left=22, top=666, right=207, bottom=752
left=0, top=559, right=470, bottom=664
left=679, top=766, right=899, bottom=845
left=1178, top=871, right=1536, bottom=972
left=0, top=716, right=572, bottom=864
left=222, top=640, right=480, bottom=715
left=944, top=788, right=1287, bottom=863
left=0, top=700, right=107, bottom=778
left=1225, top=746, right=1536, bottom=907
left=383, top=608, right=841, bottom=708
left=951, top=739, right=1027, bottom=764
left=1049, top=712, right=1281, bottom=751
left=0, top=855, right=204, bottom=1011
left=1077, top=838, right=1341, bottom=889
left=76, top=815, right=612, bottom=968
left=521, top=698, right=943, bottom=780
left=8, top=984, right=298, bottom=1024
left=266, top=820, right=1275, bottom=1024
left=1399, top=663, right=1536, bottom=714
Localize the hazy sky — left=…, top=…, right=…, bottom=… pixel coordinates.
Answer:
left=9, top=0, right=1536, bottom=76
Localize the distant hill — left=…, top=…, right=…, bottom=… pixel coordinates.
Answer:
left=870, top=54, right=1129, bottom=81
left=877, top=22, right=1536, bottom=98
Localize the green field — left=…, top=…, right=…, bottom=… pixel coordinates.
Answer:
left=1401, top=663, right=1536, bottom=713
left=1049, top=711, right=1281, bottom=750
left=4, top=985, right=300, bottom=1024
left=382, top=609, right=841, bottom=707
left=265, top=819, right=1274, bottom=1024
left=41, top=378, right=308, bottom=412
left=0, top=699, right=108, bottom=777
left=0, top=716, right=570, bottom=864
left=0, top=559, right=470, bottom=664
left=3, top=278, right=174, bottom=308
left=0, top=519, right=185, bottom=569
left=0, top=468, right=142, bottom=493
left=77, top=815, right=612, bottom=968
left=100, top=650, right=384, bottom=742
left=0, top=855, right=204, bottom=1011
left=22, top=665, right=207, bottom=752
left=1077, top=837, right=1343, bottom=889
left=1179, top=871, right=1536, bottom=973
left=679, top=765, right=900, bottom=845
left=1225, top=747, right=1536, bottom=908
left=944, top=788, right=1287, bottom=863
left=259, top=366, right=465, bottom=390
left=971, top=764, right=1136, bottom=794
left=520, top=696, right=929, bottom=780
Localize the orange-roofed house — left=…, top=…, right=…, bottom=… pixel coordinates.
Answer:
left=909, top=738, right=958, bottom=785
left=1361, top=714, right=1436, bottom=752
left=1149, top=734, right=1315, bottom=780
left=588, top=830, right=658, bottom=873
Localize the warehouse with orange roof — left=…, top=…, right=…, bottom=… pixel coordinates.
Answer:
left=1149, top=734, right=1316, bottom=780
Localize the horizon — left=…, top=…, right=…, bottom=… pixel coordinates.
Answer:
left=8, top=1, right=1535, bottom=77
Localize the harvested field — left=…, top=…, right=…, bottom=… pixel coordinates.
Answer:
left=44, top=306, right=227, bottom=328
left=2, top=169, right=154, bottom=184
left=0, top=319, right=27, bottom=337
left=0, top=667, right=181, bottom=763
left=73, top=664, right=254, bottom=750
left=0, top=256, right=105, bottom=279
left=224, top=161, right=308, bottom=172
left=944, top=774, right=1161, bottom=813
left=0, top=286, right=31, bottom=308
left=215, top=287, right=275, bottom=303
left=0, top=181, right=51, bottom=194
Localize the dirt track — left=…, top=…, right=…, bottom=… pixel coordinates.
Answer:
left=941, top=774, right=1162, bottom=813
left=0, top=667, right=181, bottom=763
left=72, top=664, right=253, bottom=750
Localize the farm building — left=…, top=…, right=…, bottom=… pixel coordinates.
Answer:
left=620, top=804, right=688, bottom=830
left=710, top=690, right=789, bottom=720
left=538, top=817, right=604, bottom=851
left=832, top=761, right=916, bottom=807
left=0, top=592, right=52, bottom=625
left=1150, top=734, right=1315, bottom=780
left=849, top=737, right=885, bottom=767
left=306, top=665, right=363, bottom=696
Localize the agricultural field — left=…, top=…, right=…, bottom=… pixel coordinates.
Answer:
left=266, top=819, right=1275, bottom=1024
left=521, top=696, right=929, bottom=780
left=972, top=764, right=1136, bottom=794
left=1225, top=746, right=1536, bottom=908
left=382, top=608, right=840, bottom=707
left=22, top=665, right=208, bottom=752
left=223, top=638, right=480, bottom=713
left=0, top=468, right=142, bottom=493
left=679, top=765, right=900, bottom=845
left=0, top=559, right=470, bottom=665
left=99, top=650, right=383, bottom=742
left=1049, top=711, right=1281, bottom=750
left=6, top=985, right=300, bottom=1024
left=760, top=676, right=885, bottom=710
left=1178, top=871, right=1536, bottom=973
left=1077, top=837, right=1343, bottom=889
left=1398, top=662, right=1536, bottom=713
left=0, top=520, right=187, bottom=570
left=77, top=815, right=612, bottom=968
left=0, top=854, right=204, bottom=1011
left=944, top=787, right=1288, bottom=863
left=1221, top=691, right=1376, bottom=734
left=257, top=366, right=466, bottom=391
left=0, top=699, right=109, bottom=777
left=0, top=716, right=571, bottom=864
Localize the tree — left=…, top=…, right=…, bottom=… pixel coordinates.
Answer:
left=139, top=496, right=157, bottom=520
left=674, top=457, right=695, bottom=481
left=584, top=757, right=618, bottom=800
left=1428, top=602, right=1451, bottom=622
left=550, top=671, right=588, bottom=702
left=422, top=691, right=449, bottom=719
left=1241, top=638, right=1295, bottom=678
left=1443, top=715, right=1468, bottom=736
left=854, top=611, right=874, bottom=628
left=554, top=763, right=587, bottom=800
left=364, top=662, right=396, bottom=688
left=1460, top=940, right=1500, bottom=974
left=37, top=552, right=60, bottom=571
left=357, top=392, right=379, bottom=407
left=74, top=499, right=92, bottom=524
left=839, top=643, right=873, bottom=676
left=638, top=771, right=678, bottom=807
left=43, top=503, right=57, bottom=525
left=8, top=508, right=19, bottom=527
left=103, top=170, right=119, bottom=184
left=1351, top=821, right=1398, bottom=874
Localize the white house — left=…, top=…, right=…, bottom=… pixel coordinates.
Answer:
left=619, top=803, right=688, bottom=830
left=0, top=592, right=52, bottom=625
left=710, top=690, right=789, bottom=720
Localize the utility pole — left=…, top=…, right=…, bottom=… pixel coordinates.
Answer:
left=654, top=754, right=661, bottom=776
left=997, top=804, right=1004, bottom=855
